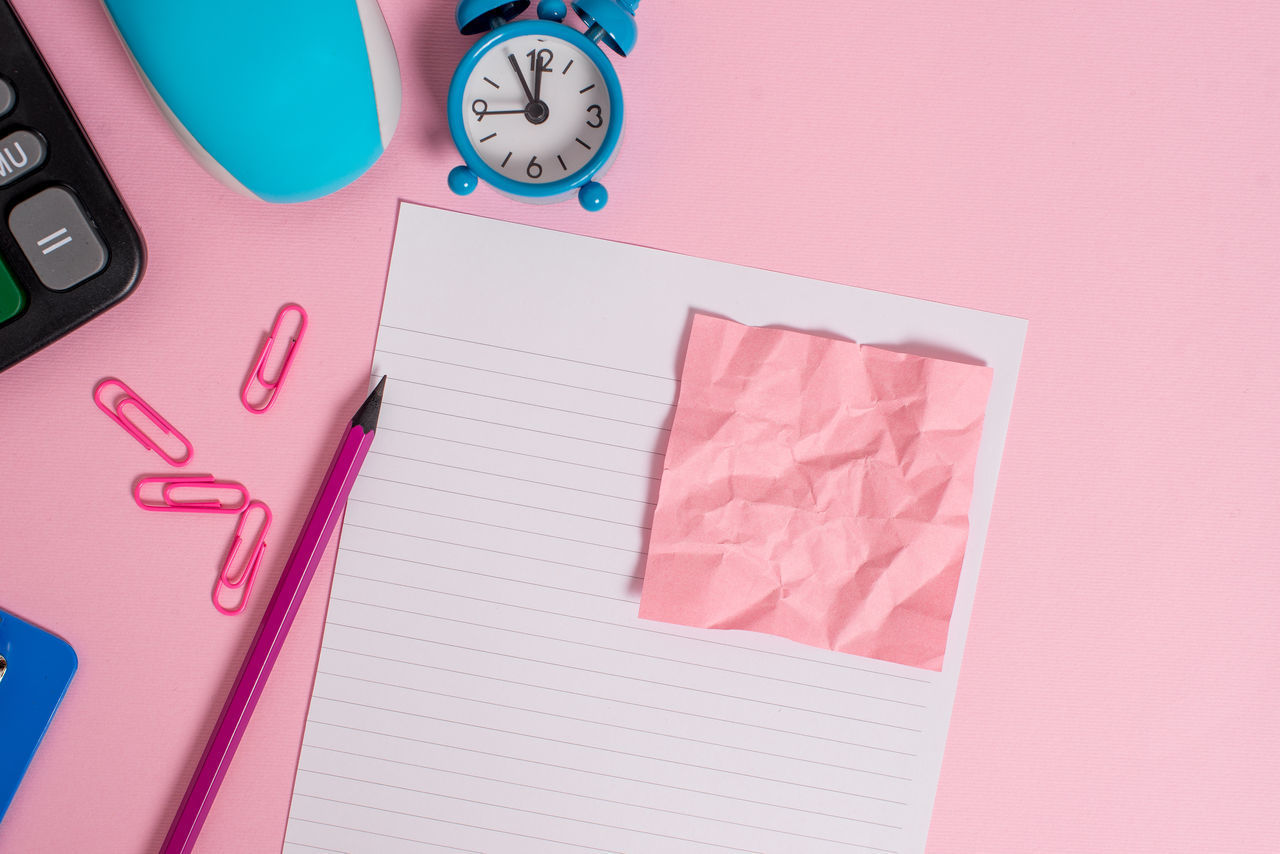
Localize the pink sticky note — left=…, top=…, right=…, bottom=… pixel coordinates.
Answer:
left=638, top=314, right=993, bottom=670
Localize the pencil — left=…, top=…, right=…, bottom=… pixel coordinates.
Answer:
left=160, top=376, right=387, bottom=854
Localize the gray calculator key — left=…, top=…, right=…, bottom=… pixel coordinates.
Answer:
left=0, top=77, right=13, bottom=117
left=0, top=130, right=47, bottom=186
left=9, top=187, right=108, bottom=291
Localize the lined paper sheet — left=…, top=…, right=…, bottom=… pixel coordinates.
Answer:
left=283, top=203, right=1026, bottom=854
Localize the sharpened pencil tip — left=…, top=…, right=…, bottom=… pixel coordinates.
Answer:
left=353, top=376, right=386, bottom=433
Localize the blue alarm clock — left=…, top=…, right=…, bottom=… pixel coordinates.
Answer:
left=446, top=0, right=639, bottom=211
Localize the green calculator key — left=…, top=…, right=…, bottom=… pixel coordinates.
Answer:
left=0, top=255, right=26, bottom=325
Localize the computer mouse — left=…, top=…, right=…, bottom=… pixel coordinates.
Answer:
left=100, top=0, right=401, bottom=203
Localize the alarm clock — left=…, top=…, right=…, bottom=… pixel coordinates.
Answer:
left=446, top=0, right=639, bottom=211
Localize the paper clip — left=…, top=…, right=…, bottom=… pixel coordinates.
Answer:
left=93, top=378, right=193, bottom=467
left=133, top=475, right=249, bottom=513
left=213, top=501, right=271, bottom=616
left=241, top=303, right=308, bottom=414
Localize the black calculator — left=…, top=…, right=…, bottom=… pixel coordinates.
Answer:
left=0, top=0, right=143, bottom=373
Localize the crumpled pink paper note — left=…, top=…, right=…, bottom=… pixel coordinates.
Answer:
left=638, top=314, right=993, bottom=670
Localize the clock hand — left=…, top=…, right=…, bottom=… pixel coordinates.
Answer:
left=508, top=53, right=536, bottom=105
left=533, top=53, right=545, bottom=104
left=471, top=99, right=528, bottom=120
left=475, top=108, right=529, bottom=119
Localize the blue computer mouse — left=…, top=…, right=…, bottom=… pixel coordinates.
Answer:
left=101, top=0, right=401, bottom=203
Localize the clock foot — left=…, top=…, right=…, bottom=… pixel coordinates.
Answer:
left=578, top=181, right=608, bottom=211
left=448, top=165, right=478, bottom=196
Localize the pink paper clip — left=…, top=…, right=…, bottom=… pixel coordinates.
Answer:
left=94, top=378, right=193, bottom=467
left=133, top=475, right=249, bottom=513
left=241, top=303, right=308, bottom=414
left=213, top=501, right=272, bottom=616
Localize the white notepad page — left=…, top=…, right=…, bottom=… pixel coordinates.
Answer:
left=282, top=203, right=1026, bottom=854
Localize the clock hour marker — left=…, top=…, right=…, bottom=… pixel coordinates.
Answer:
left=479, top=132, right=496, bottom=142
left=501, top=151, right=512, bottom=167
left=483, top=77, right=500, bottom=89
left=557, top=155, right=567, bottom=170
left=562, top=59, right=573, bottom=75
left=575, top=137, right=591, bottom=150
left=578, top=83, right=595, bottom=94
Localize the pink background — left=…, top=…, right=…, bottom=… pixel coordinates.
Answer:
left=1, top=1, right=1276, bottom=852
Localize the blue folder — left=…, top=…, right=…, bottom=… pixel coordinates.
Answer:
left=0, top=610, right=76, bottom=824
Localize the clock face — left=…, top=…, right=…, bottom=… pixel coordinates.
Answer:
left=459, top=32, right=613, bottom=185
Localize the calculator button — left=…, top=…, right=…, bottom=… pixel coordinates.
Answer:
left=0, top=78, right=13, bottom=118
left=0, top=130, right=46, bottom=186
left=9, top=187, right=108, bottom=291
left=0, top=254, right=26, bottom=325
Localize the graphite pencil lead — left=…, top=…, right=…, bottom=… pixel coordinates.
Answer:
left=353, top=375, right=386, bottom=432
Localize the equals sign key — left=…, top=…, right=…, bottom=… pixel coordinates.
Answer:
left=9, top=187, right=108, bottom=291
left=37, top=227, right=72, bottom=254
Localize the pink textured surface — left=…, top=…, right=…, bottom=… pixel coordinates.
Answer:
left=0, top=2, right=1276, bottom=853
left=639, top=315, right=992, bottom=670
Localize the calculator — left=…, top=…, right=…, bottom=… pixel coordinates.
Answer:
left=0, top=0, right=143, bottom=373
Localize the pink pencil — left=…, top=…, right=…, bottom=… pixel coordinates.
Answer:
left=160, top=376, right=386, bottom=854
